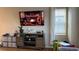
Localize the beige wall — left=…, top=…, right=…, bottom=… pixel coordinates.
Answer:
left=68, top=7, right=79, bottom=47
left=0, top=8, right=20, bottom=36
left=0, top=7, right=50, bottom=47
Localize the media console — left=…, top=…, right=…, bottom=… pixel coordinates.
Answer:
left=16, top=33, right=45, bottom=49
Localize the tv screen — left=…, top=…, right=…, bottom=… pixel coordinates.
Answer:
left=19, top=11, right=44, bottom=26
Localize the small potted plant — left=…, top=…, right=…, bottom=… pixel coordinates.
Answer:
left=18, top=26, right=23, bottom=33
left=18, top=26, right=24, bottom=36
left=53, top=40, right=60, bottom=51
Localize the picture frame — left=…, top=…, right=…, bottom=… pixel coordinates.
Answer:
left=19, top=11, right=44, bottom=26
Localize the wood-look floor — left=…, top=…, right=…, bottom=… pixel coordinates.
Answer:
left=0, top=47, right=53, bottom=51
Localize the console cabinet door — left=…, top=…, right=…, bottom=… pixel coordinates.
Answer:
left=16, top=37, right=24, bottom=47
left=36, top=38, right=44, bottom=48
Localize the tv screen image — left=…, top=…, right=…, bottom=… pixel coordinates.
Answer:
left=19, top=11, right=44, bottom=26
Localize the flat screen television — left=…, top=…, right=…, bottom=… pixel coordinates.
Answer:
left=19, top=11, right=44, bottom=26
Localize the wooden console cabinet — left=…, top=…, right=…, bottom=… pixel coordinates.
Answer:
left=16, top=33, right=45, bottom=49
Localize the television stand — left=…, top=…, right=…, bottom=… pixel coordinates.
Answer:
left=16, top=33, right=45, bottom=49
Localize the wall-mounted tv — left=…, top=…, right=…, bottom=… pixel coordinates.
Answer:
left=19, top=11, right=44, bottom=26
